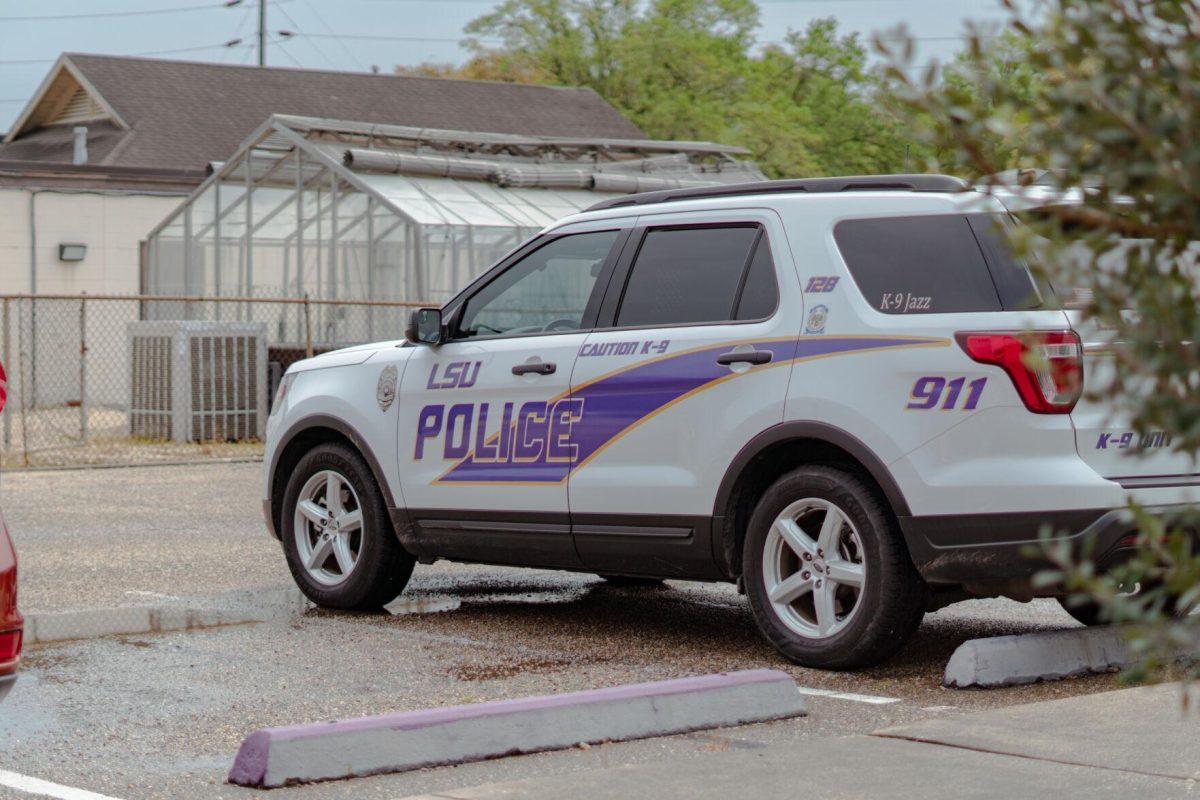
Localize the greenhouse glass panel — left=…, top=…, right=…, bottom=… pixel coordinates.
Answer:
left=142, top=115, right=764, bottom=347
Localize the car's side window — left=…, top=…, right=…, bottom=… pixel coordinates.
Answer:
left=613, top=224, right=777, bottom=328
left=734, top=234, right=779, bottom=320
left=455, top=230, right=620, bottom=339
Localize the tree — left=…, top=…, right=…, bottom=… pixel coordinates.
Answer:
left=737, top=20, right=916, bottom=177
left=932, top=28, right=1048, bottom=170
left=883, top=0, right=1200, bottom=679
left=397, top=3, right=919, bottom=178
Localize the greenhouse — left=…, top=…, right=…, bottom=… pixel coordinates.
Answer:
left=143, top=114, right=765, bottom=346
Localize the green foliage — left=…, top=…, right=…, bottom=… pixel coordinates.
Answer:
left=884, top=0, right=1200, bottom=450
left=402, top=2, right=923, bottom=177
left=884, top=0, right=1200, bottom=681
left=933, top=29, right=1048, bottom=170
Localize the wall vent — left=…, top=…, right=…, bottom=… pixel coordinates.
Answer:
left=129, top=321, right=268, bottom=443
left=52, top=86, right=106, bottom=126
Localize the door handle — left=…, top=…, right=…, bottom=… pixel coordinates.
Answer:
left=512, top=361, right=556, bottom=376
left=716, top=350, right=772, bottom=366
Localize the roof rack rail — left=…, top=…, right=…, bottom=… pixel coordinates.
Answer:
left=584, top=174, right=971, bottom=212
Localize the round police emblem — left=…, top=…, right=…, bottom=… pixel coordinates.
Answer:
left=805, top=304, right=829, bottom=334
left=376, top=364, right=398, bottom=412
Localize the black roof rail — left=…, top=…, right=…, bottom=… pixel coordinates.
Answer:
left=584, top=174, right=971, bottom=212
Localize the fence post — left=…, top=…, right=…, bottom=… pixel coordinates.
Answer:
left=2, top=297, right=9, bottom=452
left=17, top=299, right=29, bottom=467
left=303, top=293, right=313, bottom=358
left=79, top=292, right=88, bottom=444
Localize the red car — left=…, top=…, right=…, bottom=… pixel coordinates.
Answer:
left=0, top=358, right=20, bottom=700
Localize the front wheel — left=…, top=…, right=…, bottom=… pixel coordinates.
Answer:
left=743, top=466, right=925, bottom=670
left=282, top=443, right=414, bottom=610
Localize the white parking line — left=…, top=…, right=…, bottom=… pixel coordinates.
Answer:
left=794, top=687, right=901, bottom=705
left=0, top=770, right=124, bottom=800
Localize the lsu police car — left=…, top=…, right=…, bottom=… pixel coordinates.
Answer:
left=263, top=175, right=1191, bottom=669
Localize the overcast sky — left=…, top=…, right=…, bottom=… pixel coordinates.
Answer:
left=0, top=0, right=1016, bottom=130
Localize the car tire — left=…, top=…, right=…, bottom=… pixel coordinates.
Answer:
left=597, top=574, right=667, bottom=588
left=282, top=442, right=414, bottom=610
left=743, top=466, right=926, bottom=670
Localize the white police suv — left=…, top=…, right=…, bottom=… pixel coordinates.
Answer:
left=263, top=175, right=1191, bottom=669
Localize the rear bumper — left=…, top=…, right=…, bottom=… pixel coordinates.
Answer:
left=900, top=503, right=1192, bottom=586
left=0, top=670, right=16, bottom=702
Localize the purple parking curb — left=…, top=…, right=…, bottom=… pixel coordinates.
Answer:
left=228, top=731, right=270, bottom=787
left=269, top=668, right=784, bottom=741
left=229, top=669, right=803, bottom=788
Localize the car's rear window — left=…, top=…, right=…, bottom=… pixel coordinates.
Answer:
left=834, top=214, right=1042, bottom=314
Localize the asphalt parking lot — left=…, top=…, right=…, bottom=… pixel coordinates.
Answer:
left=0, top=462, right=1127, bottom=800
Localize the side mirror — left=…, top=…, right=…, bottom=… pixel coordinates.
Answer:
left=406, top=307, right=444, bottom=346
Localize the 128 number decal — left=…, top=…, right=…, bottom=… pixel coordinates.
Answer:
left=907, top=377, right=986, bottom=410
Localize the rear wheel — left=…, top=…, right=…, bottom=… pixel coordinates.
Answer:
left=743, top=466, right=925, bottom=670
left=282, top=443, right=414, bottom=610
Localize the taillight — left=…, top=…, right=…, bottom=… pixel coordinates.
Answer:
left=956, top=330, right=1083, bottom=414
left=0, top=358, right=6, bottom=414
left=0, top=630, right=20, bottom=662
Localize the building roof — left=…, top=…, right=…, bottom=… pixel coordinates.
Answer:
left=0, top=53, right=646, bottom=175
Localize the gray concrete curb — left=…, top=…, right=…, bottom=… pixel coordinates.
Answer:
left=227, top=669, right=806, bottom=788
left=24, top=591, right=310, bottom=644
left=943, top=625, right=1199, bottom=688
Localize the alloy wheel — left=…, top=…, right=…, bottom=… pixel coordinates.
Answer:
left=293, top=469, right=364, bottom=586
left=762, top=497, right=866, bottom=639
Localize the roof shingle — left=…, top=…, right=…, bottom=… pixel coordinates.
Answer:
left=0, top=54, right=645, bottom=172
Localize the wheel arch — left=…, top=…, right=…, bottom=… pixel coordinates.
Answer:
left=268, top=414, right=396, bottom=541
left=712, top=421, right=912, bottom=578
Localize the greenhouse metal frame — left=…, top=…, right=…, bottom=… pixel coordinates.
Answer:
left=143, top=114, right=763, bottom=347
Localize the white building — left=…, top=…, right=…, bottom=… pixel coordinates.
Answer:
left=0, top=52, right=653, bottom=296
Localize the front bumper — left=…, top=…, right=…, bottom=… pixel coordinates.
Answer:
left=900, top=503, right=1192, bottom=586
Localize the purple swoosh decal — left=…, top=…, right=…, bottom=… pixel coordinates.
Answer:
left=436, top=336, right=942, bottom=484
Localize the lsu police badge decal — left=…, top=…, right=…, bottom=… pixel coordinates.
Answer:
left=376, top=364, right=398, bottom=412
left=804, top=304, right=828, bottom=335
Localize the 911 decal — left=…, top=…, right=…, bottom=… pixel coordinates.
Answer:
left=907, top=376, right=986, bottom=410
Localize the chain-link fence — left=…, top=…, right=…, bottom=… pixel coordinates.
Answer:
left=0, top=294, right=426, bottom=469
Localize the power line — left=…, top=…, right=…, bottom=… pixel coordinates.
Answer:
left=275, top=2, right=341, bottom=69
left=0, top=1, right=250, bottom=23
left=299, top=0, right=369, bottom=71
left=0, top=41, right=253, bottom=66
left=363, top=0, right=953, bottom=3
left=293, top=30, right=992, bottom=47
left=295, top=32, right=498, bottom=44
left=271, top=37, right=304, bottom=67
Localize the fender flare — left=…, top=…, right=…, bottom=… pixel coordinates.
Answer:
left=711, top=421, right=912, bottom=575
left=267, top=414, right=397, bottom=538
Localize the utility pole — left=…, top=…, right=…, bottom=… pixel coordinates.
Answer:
left=258, top=0, right=267, bottom=66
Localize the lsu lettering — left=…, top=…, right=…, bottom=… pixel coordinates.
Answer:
left=427, top=360, right=481, bottom=390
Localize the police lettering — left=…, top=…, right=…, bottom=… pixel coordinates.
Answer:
left=416, top=398, right=585, bottom=463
